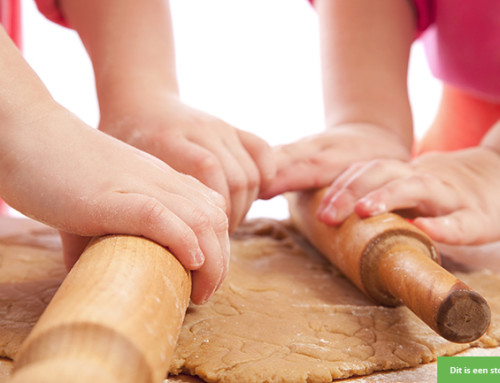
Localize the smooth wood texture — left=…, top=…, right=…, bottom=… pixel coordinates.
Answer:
left=288, top=189, right=491, bottom=343
left=8, top=235, right=191, bottom=383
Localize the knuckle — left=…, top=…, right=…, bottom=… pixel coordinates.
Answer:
left=246, top=168, right=260, bottom=191
left=410, top=173, right=437, bottom=190
left=228, top=173, right=248, bottom=194
left=211, top=191, right=228, bottom=214
left=190, top=209, right=212, bottom=232
left=139, top=198, right=166, bottom=228
left=197, top=153, right=220, bottom=174
left=309, top=151, right=330, bottom=166
left=366, top=158, right=386, bottom=172
left=191, top=206, right=228, bottom=237
left=212, top=207, right=229, bottom=233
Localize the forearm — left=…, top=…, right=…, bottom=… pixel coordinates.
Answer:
left=58, top=0, right=179, bottom=113
left=0, top=27, right=57, bottom=123
left=0, top=26, right=68, bottom=202
left=316, top=0, right=416, bottom=147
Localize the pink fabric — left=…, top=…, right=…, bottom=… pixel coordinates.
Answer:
left=309, top=0, right=500, bottom=102
left=0, top=0, right=22, bottom=213
left=0, top=0, right=67, bottom=45
left=0, top=0, right=21, bottom=47
left=411, top=0, right=434, bottom=35
left=413, top=0, right=500, bottom=102
left=33, top=0, right=68, bottom=27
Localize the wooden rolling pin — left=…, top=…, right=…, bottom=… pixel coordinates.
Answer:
left=8, top=235, right=191, bottom=383
left=288, top=189, right=491, bottom=343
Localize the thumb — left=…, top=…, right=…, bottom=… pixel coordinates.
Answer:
left=59, top=231, right=92, bottom=270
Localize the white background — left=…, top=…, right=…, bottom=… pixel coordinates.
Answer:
left=18, top=0, right=442, bottom=220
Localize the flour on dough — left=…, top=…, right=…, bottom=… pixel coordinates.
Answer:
left=0, top=219, right=499, bottom=383
left=0, top=224, right=66, bottom=359
left=169, top=219, right=500, bottom=383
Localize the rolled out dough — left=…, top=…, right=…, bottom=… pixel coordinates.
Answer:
left=169, top=220, right=500, bottom=382
left=0, top=217, right=499, bottom=383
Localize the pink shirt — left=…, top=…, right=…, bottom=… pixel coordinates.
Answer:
left=32, top=0, right=67, bottom=27
left=0, top=0, right=66, bottom=47
left=410, top=0, right=500, bottom=102
left=308, top=0, right=500, bottom=102
left=0, top=0, right=21, bottom=47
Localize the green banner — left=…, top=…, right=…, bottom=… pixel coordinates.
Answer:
left=438, top=356, right=500, bottom=382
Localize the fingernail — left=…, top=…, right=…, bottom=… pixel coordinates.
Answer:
left=192, top=250, right=205, bottom=268
left=359, top=198, right=386, bottom=215
left=319, top=204, right=337, bottom=221
left=200, top=285, right=218, bottom=305
left=199, top=294, right=211, bottom=305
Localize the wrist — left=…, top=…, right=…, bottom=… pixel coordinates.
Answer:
left=326, top=121, right=414, bottom=155
left=97, top=76, right=180, bottom=120
left=0, top=101, right=74, bottom=184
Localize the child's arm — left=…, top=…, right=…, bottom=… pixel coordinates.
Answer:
left=316, top=119, right=500, bottom=246
left=261, top=0, right=416, bottom=199
left=58, top=0, right=275, bottom=231
left=0, top=26, right=228, bottom=304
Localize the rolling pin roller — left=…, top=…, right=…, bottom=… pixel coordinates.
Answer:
left=288, top=189, right=491, bottom=343
left=8, top=235, right=191, bottom=383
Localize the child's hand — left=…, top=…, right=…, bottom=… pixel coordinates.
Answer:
left=59, top=0, right=275, bottom=231
left=317, top=147, right=500, bottom=246
left=0, top=104, right=229, bottom=304
left=260, top=123, right=411, bottom=199
left=99, top=90, right=275, bottom=232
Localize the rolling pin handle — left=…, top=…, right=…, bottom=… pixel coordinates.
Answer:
left=288, top=189, right=491, bottom=343
left=9, top=235, right=191, bottom=383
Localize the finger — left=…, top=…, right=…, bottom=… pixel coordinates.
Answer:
left=237, top=130, right=277, bottom=194
left=318, top=160, right=413, bottom=224
left=163, top=139, right=231, bottom=212
left=59, top=231, right=92, bottom=270
left=192, top=133, right=257, bottom=231
left=354, top=174, right=461, bottom=218
left=107, top=192, right=229, bottom=304
left=156, top=190, right=230, bottom=303
left=188, top=207, right=230, bottom=304
left=413, top=209, right=483, bottom=245
left=65, top=190, right=229, bottom=304
left=222, top=137, right=261, bottom=230
left=170, top=136, right=252, bottom=231
left=85, top=193, right=209, bottom=271
left=261, top=145, right=340, bottom=199
left=317, top=162, right=368, bottom=219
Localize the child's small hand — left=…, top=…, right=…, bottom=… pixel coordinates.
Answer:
left=0, top=104, right=229, bottom=304
left=99, top=90, right=275, bottom=232
left=260, top=123, right=411, bottom=199
left=317, top=147, right=500, bottom=246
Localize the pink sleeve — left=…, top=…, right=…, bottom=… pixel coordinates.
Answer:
left=33, top=0, right=69, bottom=28
left=308, top=0, right=434, bottom=35
left=411, top=0, right=435, bottom=34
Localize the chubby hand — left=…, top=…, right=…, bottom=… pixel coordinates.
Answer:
left=0, top=104, right=229, bottom=304
left=99, top=90, right=275, bottom=232
left=260, top=123, right=411, bottom=199
left=317, top=147, right=500, bottom=246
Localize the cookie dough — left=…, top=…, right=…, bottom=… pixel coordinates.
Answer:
left=0, top=220, right=66, bottom=359
left=0, top=217, right=499, bottom=383
left=169, top=220, right=500, bottom=382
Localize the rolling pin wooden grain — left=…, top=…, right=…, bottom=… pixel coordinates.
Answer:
left=8, top=235, right=191, bottom=383
left=288, top=189, right=491, bottom=343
